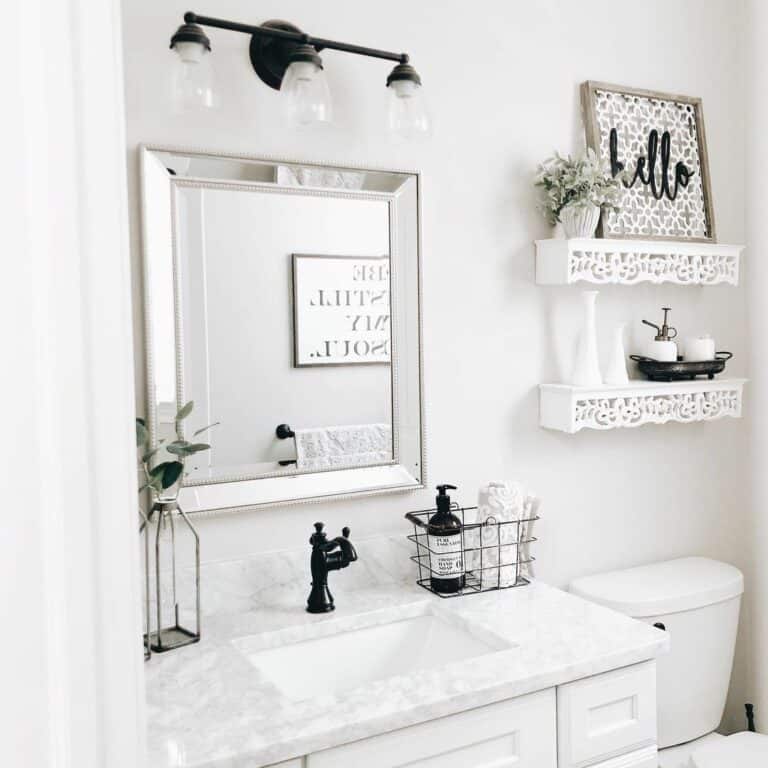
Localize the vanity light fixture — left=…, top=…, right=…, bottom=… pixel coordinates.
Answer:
left=169, top=12, right=431, bottom=137
left=386, top=61, right=430, bottom=140
left=169, top=22, right=214, bottom=112
left=281, top=43, right=333, bottom=127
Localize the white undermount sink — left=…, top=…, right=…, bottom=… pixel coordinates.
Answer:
left=236, top=606, right=512, bottom=702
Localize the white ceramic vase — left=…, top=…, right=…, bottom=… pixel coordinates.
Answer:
left=604, top=323, right=630, bottom=385
left=560, top=203, right=600, bottom=238
left=572, top=290, right=603, bottom=387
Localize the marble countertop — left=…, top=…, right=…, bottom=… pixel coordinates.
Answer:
left=145, top=538, right=668, bottom=768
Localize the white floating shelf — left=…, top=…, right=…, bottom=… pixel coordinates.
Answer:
left=535, top=238, right=743, bottom=286
left=540, top=378, right=746, bottom=433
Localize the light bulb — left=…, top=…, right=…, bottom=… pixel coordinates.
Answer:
left=386, top=62, right=431, bottom=140
left=169, top=24, right=214, bottom=113
left=281, top=45, right=333, bottom=127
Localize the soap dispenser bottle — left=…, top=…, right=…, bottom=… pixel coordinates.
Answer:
left=427, top=484, right=465, bottom=594
left=642, top=307, right=678, bottom=362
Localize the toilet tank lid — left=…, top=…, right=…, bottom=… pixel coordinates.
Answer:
left=569, top=557, right=743, bottom=617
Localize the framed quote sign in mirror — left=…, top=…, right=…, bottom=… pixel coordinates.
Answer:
left=292, top=254, right=391, bottom=367
left=581, top=81, right=716, bottom=242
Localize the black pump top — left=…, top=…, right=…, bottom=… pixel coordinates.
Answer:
left=435, top=484, right=457, bottom=514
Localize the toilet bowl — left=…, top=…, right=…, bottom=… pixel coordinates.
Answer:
left=570, top=557, right=768, bottom=767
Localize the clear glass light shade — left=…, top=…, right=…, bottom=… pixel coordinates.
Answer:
left=387, top=79, right=431, bottom=140
left=282, top=61, right=333, bottom=126
left=171, top=41, right=215, bottom=112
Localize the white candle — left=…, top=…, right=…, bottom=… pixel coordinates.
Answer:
left=684, top=335, right=716, bottom=361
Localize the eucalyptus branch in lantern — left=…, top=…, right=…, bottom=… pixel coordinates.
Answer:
left=135, top=401, right=218, bottom=499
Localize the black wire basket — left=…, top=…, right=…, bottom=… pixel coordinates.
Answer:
left=405, top=503, right=539, bottom=598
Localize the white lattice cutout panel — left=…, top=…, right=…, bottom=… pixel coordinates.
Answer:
left=535, top=239, right=741, bottom=286
left=591, top=88, right=710, bottom=240
left=573, top=390, right=741, bottom=431
left=540, top=380, right=745, bottom=433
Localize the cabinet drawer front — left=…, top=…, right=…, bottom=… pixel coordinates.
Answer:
left=586, top=745, right=658, bottom=768
left=307, top=689, right=556, bottom=768
left=557, top=661, right=657, bottom=768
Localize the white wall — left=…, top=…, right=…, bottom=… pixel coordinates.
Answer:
left=746, top=0, right=767, bottom=734
left=123, top=0, right=750, bottom=731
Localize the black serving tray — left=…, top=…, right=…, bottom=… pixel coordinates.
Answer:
left=629, top=352, right=732, bottom=382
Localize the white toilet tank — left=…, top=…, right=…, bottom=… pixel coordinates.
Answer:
left=570, top=557, right=743, bottom=749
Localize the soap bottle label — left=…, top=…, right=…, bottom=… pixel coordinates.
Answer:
left=428, top=534, right=464, bottom=577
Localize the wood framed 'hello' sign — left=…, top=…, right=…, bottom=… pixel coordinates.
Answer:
left=581, top=81, right=716, bottom=243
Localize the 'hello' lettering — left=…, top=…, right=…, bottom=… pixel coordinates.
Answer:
left=609, top=127, right=694, bottom=202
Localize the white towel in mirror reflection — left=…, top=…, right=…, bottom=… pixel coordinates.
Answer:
left=295, top=423, right=393, bottom=471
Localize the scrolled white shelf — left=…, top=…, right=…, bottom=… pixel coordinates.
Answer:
left=535, top=238, right=743, bottom=286
left=540, top=378, right=746, bottom=433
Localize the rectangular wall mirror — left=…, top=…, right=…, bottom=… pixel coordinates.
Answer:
left=140, top=146, right=425, bottom=512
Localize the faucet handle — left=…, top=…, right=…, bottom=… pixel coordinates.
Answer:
left=310, top=521, right=327, bottom=546
left=335, top=527, right=357, bottom=564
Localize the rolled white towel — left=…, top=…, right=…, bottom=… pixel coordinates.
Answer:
left=518, top=495, right=541, bottom=580
left=477, top=481, right=525, bottom=589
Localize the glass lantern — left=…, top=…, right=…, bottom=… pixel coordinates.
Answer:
left=147, top=499, right=200, bottom=653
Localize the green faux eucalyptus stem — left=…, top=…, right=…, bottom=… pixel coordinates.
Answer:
left=135, top=401, right=218, bottom=502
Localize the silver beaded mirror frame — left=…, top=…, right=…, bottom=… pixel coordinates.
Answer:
left=139, top=145, right=426, bottom=513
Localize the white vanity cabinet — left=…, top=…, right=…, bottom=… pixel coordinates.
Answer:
left=269, top=662, right=657, bottom=768
left=308, top=689, right=557, bottom=768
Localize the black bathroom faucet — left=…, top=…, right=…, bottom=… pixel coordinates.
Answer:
left=307, top=522, right=358, bottom=613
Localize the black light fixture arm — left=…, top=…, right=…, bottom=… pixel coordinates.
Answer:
left=184, top=11, right=409, bottom=64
